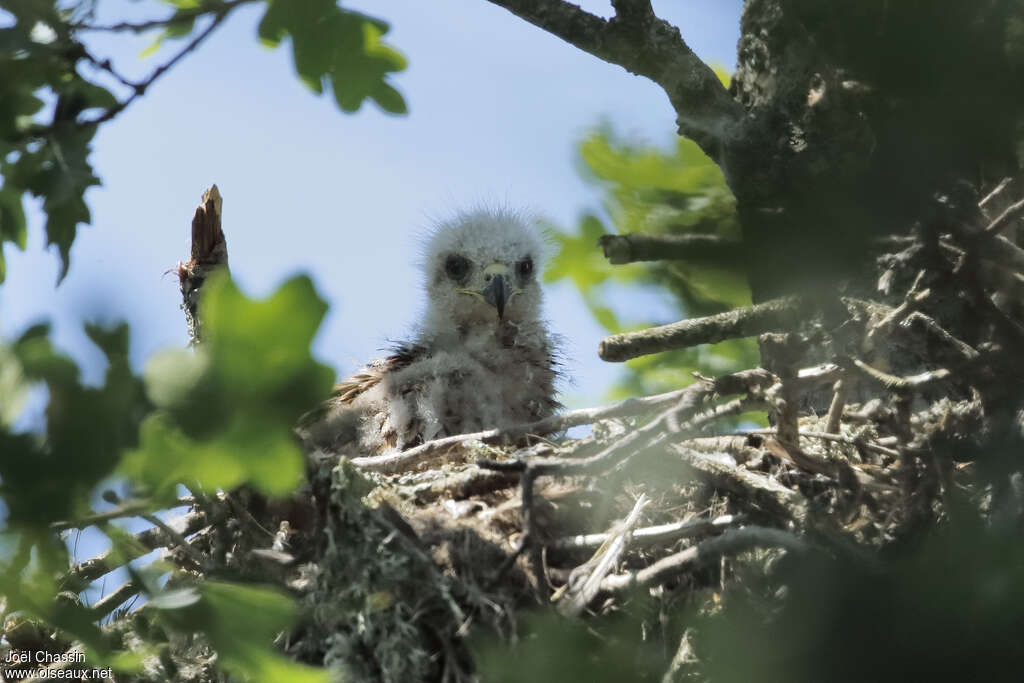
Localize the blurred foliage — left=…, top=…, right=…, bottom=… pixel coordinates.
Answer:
left=0, top=0, right=113, bottom=283
left=0, top=0, right=405, bottom=284
left=546, top=116, right=759, bottom=399
left=258, top=0, right=407, bottom=114
left=0, top=275, right=333, bottom=681
left=474, top=500, right=1024, bottom=683
left=692, top=505, right=1024, bottom=683
left=153, top=581, right=326, bottom=682
left=473, top=606, right=677, bottom=682
left=123, top=272, right=334, bottom=501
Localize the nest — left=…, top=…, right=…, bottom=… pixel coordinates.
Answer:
left=27, top=178, right=1021, bottom=683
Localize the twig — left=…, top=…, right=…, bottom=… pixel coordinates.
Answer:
left=899, top=311, right=979, bottom=363
left=599, top=526, right=809, bottom=593
left=482, top=395, right=767, bottom=479
left=71, top=0, right=254, bottom=32
left=555, top=494, right=649, bottom=616
left=142, top=513, right=210, bottom=572
left=89, top=580, right=138, bottom=619
left=662, top=629, right=698, bottom=683
left=548, top=513, right=743, bottom=552
left=599, top=297, right=802, bottom=362
left=978, top=177, right=1013, bottom=213
left=63, top=511, right=207, bottom=591
left=51, top=501, right=149, bottom=531
left=29, top=8, right=232, bottom=140
left=669, top=445, right=808, bottom=523
left=848, top=358, right=951, bottom=392
left=737, top=428, right=900, bottom=460
left=482, top=0, right=744, bottom=158
left=598, top=233, right=739, bottom=265
left=352, top=381, right=718, bottom=472
left=983, top=197, right=1024, bottom=236
left=824, top=378, right=848, bottom=434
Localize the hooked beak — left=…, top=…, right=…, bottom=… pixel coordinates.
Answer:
left=482, top=264, right=509, bottom=319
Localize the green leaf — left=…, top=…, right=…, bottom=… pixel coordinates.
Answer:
left=258, top=0, right=407, bottom=114
left=0, top=341, right=29, bottom=426
left=124, top=274, right=334, bottom=500
left=148, top=586, right=202, bottom=610
left=0, top=182, right=28, bottom=285
left=140, top=14, right=197, bottom=58
left=548, top=121, right=756, bottom=398
left=2, top=322, right=147, bottom=526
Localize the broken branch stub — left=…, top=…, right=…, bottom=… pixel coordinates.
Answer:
left=178, top=184, right=228, bottom=345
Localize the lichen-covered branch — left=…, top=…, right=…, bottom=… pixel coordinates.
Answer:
left=599, top=297, right=801, bottom=362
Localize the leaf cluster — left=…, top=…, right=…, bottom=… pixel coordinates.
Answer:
left=0, top=274, right=334, bottom=681
left=546, top=123, right=758, bottom=398
left=0, top=0, right=407, bottom=283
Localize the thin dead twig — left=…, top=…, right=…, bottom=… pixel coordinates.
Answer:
left=555, top=494, right=649, bottom=616
left=548, top=513, right=743, bottom=552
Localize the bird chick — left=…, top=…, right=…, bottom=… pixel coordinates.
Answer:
left=304, top=208, right=560, bottom=455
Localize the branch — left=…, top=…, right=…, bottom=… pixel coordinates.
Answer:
left=351, top=380, right=718, bottom=472
left=548, top=513, right=743, bottom=551
left=482, top=0, right=744, bottom=158
left=484, top=394, right=768, bottom=479
left=178, top=185, right=228, bottom=345
left=983, top=196, right=1024, bottom=236
left=978, top=177, right=1013, bottom=214
left=848, top=358, right=951, bottom=393
left=89, top=580, right=139, bottom=619
left=598, top=297, right=801, bottom=362
left=29, top=7, right=234, bottom=140
left=72, top=0, right=255, bottom=32
left=555, top=494, right=649, bottom=616
left=63, top=511, right=207, bottom=591
left=598, top=232, right=740, bottom=265
left=669, top=445, right=808, bottom=523
left=599, top=526, right=809, bottom=593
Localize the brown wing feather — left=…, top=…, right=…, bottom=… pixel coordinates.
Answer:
left=331, top=343, right=425, bottom=406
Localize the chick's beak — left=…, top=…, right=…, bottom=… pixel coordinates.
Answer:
left=482, top=264, right=509, bottom=319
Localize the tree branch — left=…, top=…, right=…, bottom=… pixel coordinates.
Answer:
left=598, top=232, right=740, bottom=265
left=548, top=513, right=743, bottom=551
left=482, top=0, right=744, bottom=158
left=62, top=511, right=207, bottom=591
left=350, top=381, right=716, bottom=472
left=599, top=526, right=809, bottom=593
left=599, top=296, right=802, bottom=362
left=178, top=185, right=228, bottom=345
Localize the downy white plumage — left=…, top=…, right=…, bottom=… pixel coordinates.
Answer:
left=303, top=208, right=560, bottom=455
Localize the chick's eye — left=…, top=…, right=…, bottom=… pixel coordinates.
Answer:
left=516, top=257, right=534, bottom=278
left=445, top=254, right=470, bottom=280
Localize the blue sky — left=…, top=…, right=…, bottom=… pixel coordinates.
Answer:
left=1, top=0, right=743, bottom=409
